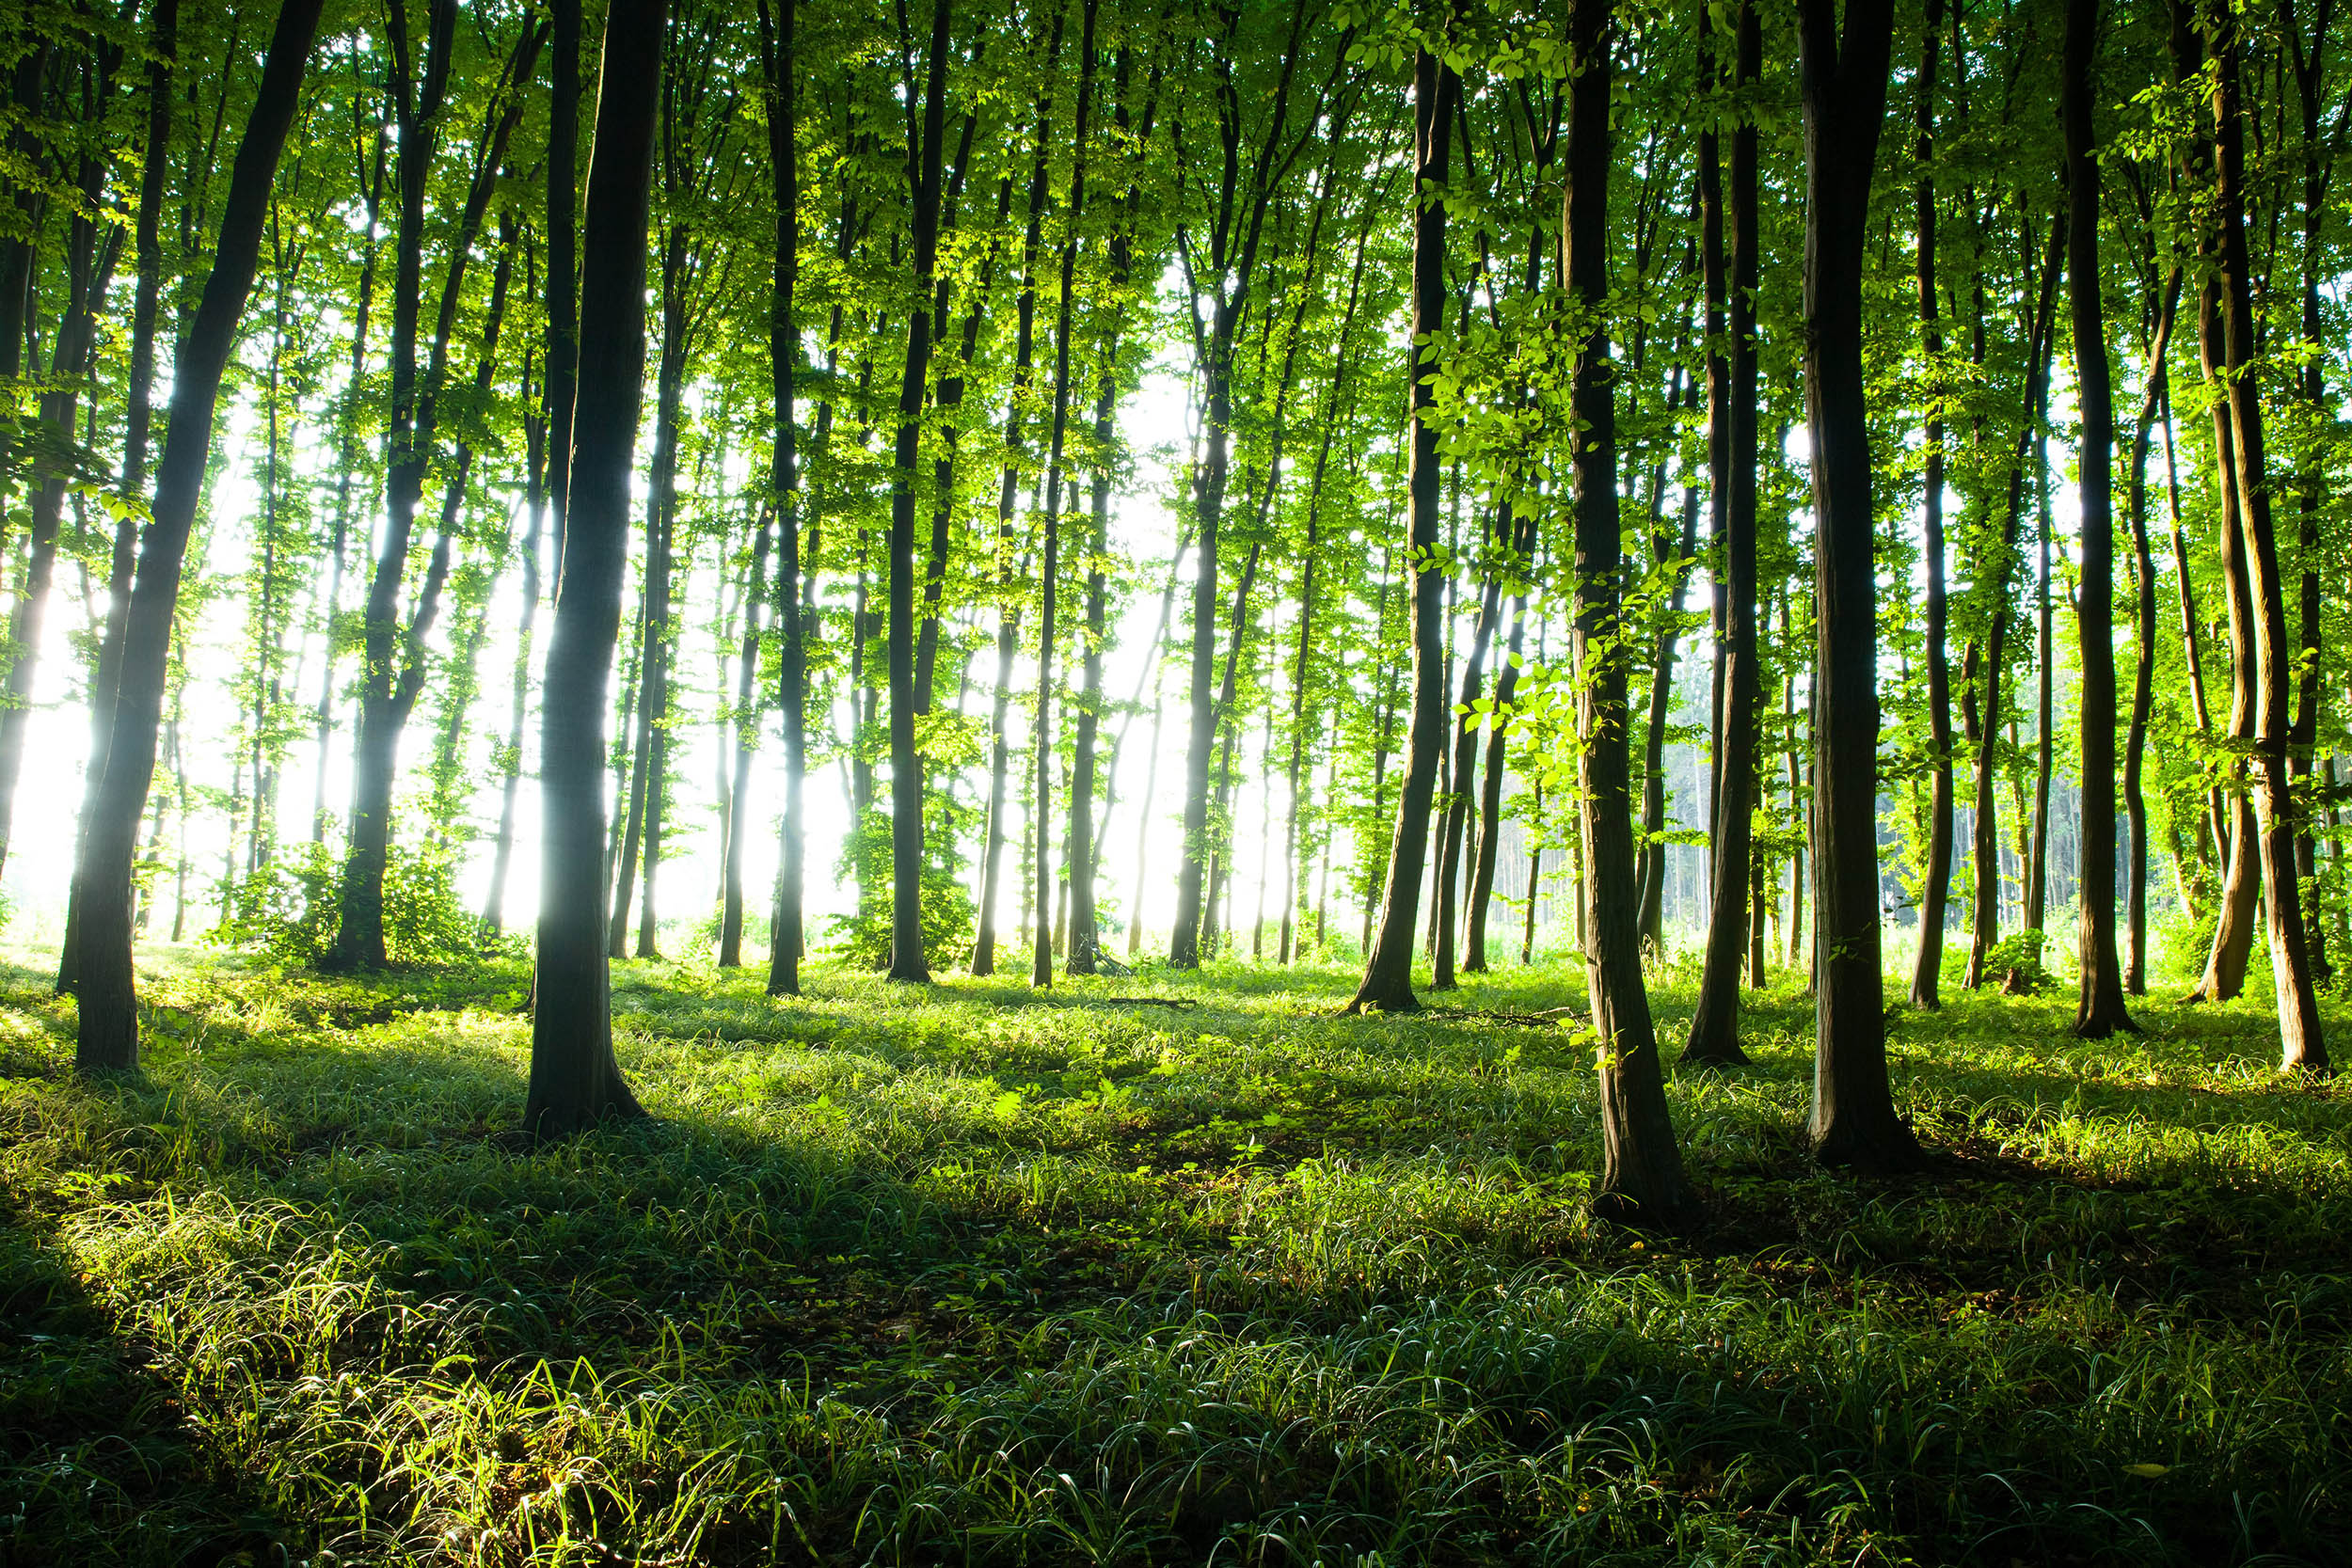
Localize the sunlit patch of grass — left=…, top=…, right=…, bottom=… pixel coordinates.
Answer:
left=1, top=948, right=2346, bottom=1563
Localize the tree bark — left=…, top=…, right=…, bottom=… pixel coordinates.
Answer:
left=884, top=0, right=951, bottom=984
left=2063, top=0, right=2134, bottom=1037
left=334, top=7, right=541, bottom=968
left=524, top=0, right=666, bottom=1134
left=2121, top=270, right=2181, bottom=994
left=1345, top=45, right=1455, bottom=1015
left=2207, top=5, right=2328, bottom=1071
left=1963, top=214, right=2064, bottom=989
left=75, top=0, right=326, bottom=1073
left=973, top=40, right=1060, bottom=976
left=61, top=0, right=175, bottom=993
left=1795, top=0, right=1916, bottom=1168
left=1906, top=0, right=1954, bottom=1011
left=755, top=0, right=803, bottom=995
left=1685, top=0, right=1760, bottom=1067
left=1564, top=0, right=1695, bottom=1227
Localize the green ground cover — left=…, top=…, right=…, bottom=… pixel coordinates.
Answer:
left=1, top=947, right=2345, bottom=1565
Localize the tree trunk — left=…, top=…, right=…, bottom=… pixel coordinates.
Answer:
left=1031, top=0, right=1098, bottom=987
left=1795, top=0, right=1916, bottom=1168
left=74, top=0, right=326, bottom=1073
left=973, top=47, right=1060, bottom=976
left=524, top=0, right=666, bottom=1135
left=1685, top=0, right=1760, bottom=1067
left=335, top=6, right=540, bottom=968
left=62, top=0, right=176, bottom=993
left=1906, top=0, right=1954, bottom=1012
left=2121, top=271, right=2181, bottom=994
left=1963, top=214, right=2064, bottom=989
left=718, top=506, right=772, bottom=965
left=1563, top=0, right=1695, bottom=1226
left=885, top=0, right=951, bottom=984
left=756, top=0, right=803, bottom=995
left=2207, top=7, right=2328, bottom=1071
left=2064, top=0, right=2134, bottom=1037
left=1345, top=46, right=1456, bottom=1015
left=484, top=361, right=547, bottom=938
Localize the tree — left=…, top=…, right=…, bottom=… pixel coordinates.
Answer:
left=1794, top=0, right=1916, bottom=1168
left=2064, top=0, right=2133, bottom=1038
left=523, top=0, right=668, bottom=1136
left=1345, top=40, right=1452, bottom=1017
left=1684, top=0, right=1760, bottom=1068
left=74, top=0, right=329, bottom=1073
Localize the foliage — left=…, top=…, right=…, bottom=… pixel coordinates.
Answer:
left=212, top=845, right=520, bottom=969
left=822, top=809, right=976, bottom=971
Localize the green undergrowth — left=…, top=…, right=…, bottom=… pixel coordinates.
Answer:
left=1, top=944, right=2346, bottom=1565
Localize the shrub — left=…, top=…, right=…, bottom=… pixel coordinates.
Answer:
left=214, top=843, right=518, bottom=968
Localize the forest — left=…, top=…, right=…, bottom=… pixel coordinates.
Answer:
left=3, top=0, right=2350, bottom=1561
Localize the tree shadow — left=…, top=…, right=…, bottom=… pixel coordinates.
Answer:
left=0, top=1192, right=294, bottom=1566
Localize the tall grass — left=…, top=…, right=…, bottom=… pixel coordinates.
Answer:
left=2, top=947, right=2345, bottom=1564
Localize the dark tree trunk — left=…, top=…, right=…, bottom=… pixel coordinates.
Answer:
left=1684, top=0, right=1760, bottom=1067
left=1032, top=0, right=1098, bottom=988
left=484, top=353, right=547, bottom=938
left=335, top=6, right=541, bottom=968
left=1795, top=0, right=1916, bottom=1168
left=1562, top=0, right=1695, bottom=1226
left=885, top=0, right=951, bottom=984
left=1963, top=215, right=2064, bottom=989
left=524, top=0, right=667, bottom=1135
left=973, top=44, right=1059, bottom=976
left=548, top=0, right=580, bottom=551
left=1169, top=3, right=1315, bottom=968
left=2207, top=6, right=2328, bottom=1071
left=74, top=0, right=326, bottom=1073
left=2121, top=271, right=2181, bottom=994
left=718, top=507, right=772, bottom=965
left=755, top=0, right=803, bottom=995
left=61, top=0, right=175, bottom=994
left=1906, top=0, right=1954, bottom=1012
left=1431, top=566, right=1500, bottom=990
left=1345, top=46, right=1456, bottom=1015
left=2064, top=0, right=2134, bottom=1037
left=2285, top=0, right=2335, bottom=987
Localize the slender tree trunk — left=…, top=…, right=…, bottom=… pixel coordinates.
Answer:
left=718, top=508, right=772, bottom=965
left=886, top=0, right=951, bottom=984
left=62, top=0, right=176, bottom=993
left=2208, top=7, right=2327, bottom=1070
left=2064, top=0, right=2133, bottom=1036
left=1432, top=566, right=1501, bottom=990
left=2121, top=273, right=2180, bottom=994
left=1563, top=0, right=1695, bottom=1225
left=1346, top=46, right=1456, bottom=1015
left=74, top=0, right=326, bottom=1073
left=1907, top=0, right=1954, bottom=1011
left=485, top=417, right=547, bottom=937
left=1685, top=0, right=1761, bottom=1066
left=335, top=6, right=540, bottom=968
left=1795, top=0, right=1915, bottom=1168
left=973, top=47, right=1059, bottom=976
left=756, top=0, right=803, bottom=994
left=1963, top=215, right=2064, bottom=988
left=524, top=0, right=665, bottom=1134
left=1031, top=0, right=1097, bottom=987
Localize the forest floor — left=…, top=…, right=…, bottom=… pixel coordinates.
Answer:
left=0, top=944, right=2346, bottom=1567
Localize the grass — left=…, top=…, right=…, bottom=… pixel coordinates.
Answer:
left=1, top=941, right=2347, bottom=1565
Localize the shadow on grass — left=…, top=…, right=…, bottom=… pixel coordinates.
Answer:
left=5, top=954, right=2346, bottom=1565
left=0, top=1192, right=292, bottom=1567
